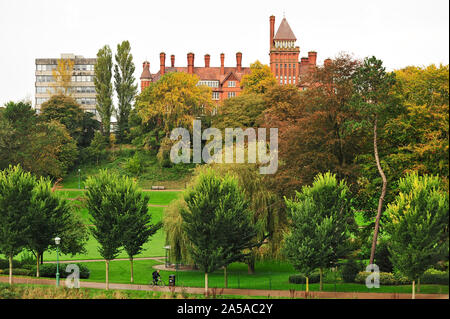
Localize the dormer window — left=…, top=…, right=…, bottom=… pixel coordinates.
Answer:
left=228, top=81, right=236, bottom=88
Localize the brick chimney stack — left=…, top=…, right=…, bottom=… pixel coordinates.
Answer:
left=236, top=52, right=242, bottom=72
left=204, top=54, right=210, bottom=68
left=171, top=55, right=175, bottom=67
left=160, top=52, right=166, bottom=75
left=308, top=52, right=317, bottom=66
left=270, top=15, right=275, bottom=49
left=187, top=52, right=195, bottom=74
left=220, top=53, right=225, bottom=75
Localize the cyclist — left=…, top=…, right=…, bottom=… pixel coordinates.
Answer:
left=152, top=270, right=161, bottom=285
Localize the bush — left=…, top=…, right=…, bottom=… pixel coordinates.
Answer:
left=355, top=271, right=409, bottom=285
left=157, top=138, right=174, bottom=168
left=0, top=268, right=33, bottom=276
left=288, top=273, right=320, bottom=284
left=420, top=269, right=449, bottom=285
left=0, top=259, right=22, bottom=269
left=374, top=239, right=393, bottom=272
left=31, top=263, right=90, bottom=279
left=125, top=152, right=145, bottom=176
left=341, top=259, right=362, bottom=283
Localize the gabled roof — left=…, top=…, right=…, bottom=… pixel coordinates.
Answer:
left=273, top=18, right=297, bottom=41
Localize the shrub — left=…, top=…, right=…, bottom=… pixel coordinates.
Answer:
left=0, top=268, right=33, bottom=276
left=125, top=152, right=145, bottom=176
left=420, top=269, right=449, bottom=285
left=157, top=138, right=174, bottom=168
left=355, top=271, right=409, bottom=285
left=31, top=263, right=90, bottom=279
left=288, top=273, right=320, bottom=284
left=0, top=284, right=21, bottom=299
left=341, top=259, right=362, bottom=283
left=0, top=259, right=22, bottom=269
left=374, top=239, right=393, bottom=272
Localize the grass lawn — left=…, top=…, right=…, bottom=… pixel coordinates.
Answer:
left=61, top=147, right=193, bottom=190
left=76, top=259, right=449, bottom=295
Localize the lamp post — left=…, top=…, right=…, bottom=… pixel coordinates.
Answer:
left=78, top=169, right=81, bottom=189
left=55, top=236, right=61, bottom=287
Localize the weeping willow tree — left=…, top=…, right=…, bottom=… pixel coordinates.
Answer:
left=163, top=197, right=194, bottom=266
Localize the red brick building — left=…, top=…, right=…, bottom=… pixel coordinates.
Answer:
left=140, top=15, right=319, bottom=99
left=269, top=15, right=318, bottom=88
left=140, top=52, right=250, bottom=102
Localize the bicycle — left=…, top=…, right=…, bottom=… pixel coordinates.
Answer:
left=149, top=277, right=166, bottom=288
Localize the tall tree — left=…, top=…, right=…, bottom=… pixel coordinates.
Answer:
left=263, top=54, right=364, bottom=197
left=119, top=178, right=162, bottom=283
left=85, top=170, right=124, bottom=290
left=0, top=165, right=36, bottom=285
left=94, top=45, right=114, bottom=138
left=283, top=172, right=355, bottom=291
left=385, top=173, right=449, bottom=299
left=51, top=58, right=74, bottom=95
left=181, top=169, right=260, bottom=295
left=114, top=40, right=138, bottom=143
left=26, top=177, right=88, bottom=277
left=135, top=72, right=212, bottom=138
left=352, top=56, right=396, bottom=264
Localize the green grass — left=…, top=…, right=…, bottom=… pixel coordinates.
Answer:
left=61, top=146, right=193, bottom=189
left=76, top=259, right=448, bottom=295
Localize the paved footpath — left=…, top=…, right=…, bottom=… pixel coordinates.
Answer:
left=0, top=276, right=447, bottom=299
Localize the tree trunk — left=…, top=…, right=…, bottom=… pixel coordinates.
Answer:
left=247, top=258, right=255, bottom=274
left=306, top=276, right=309, bottom=293
left=412, top=280, right=416, bottom=299
left=224, top=266, right=228, bottom=288
left=130, top=257, right=134, bottom=283
left=205, top=272, right=209, bottom=297
left=319, top=268, right=323, bottom=291
left=40, top=252, right=44, bottom=265
left=369, top=116, right=388, bottom=265
left=417, top=278, right=420, bottom=293
left=105, top=260, right=109, bottom=290
left=36, top=253, right=40, bottom=278
left=9, top=255, right=13, bottom=285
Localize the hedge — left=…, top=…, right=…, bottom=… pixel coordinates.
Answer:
left=0, top=268, right=33, bottom=276
left=355, top=270, right=449, bottom=285
left=31, top=263, right=90, bottom=279
left=289, top=273, right=320, bottom=284
left=355, top=272, right=409, bottom=285
left=0, top=259, right=22, bottom=269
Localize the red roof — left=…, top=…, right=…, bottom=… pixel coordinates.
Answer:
left=274, top=18, right=297, bottom=41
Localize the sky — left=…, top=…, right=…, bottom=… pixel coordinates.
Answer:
left=0, top=0, right=448, bottom=107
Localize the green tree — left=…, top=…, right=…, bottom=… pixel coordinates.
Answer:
left=94, top=45, right=114, bottom=137
left=0, top=165, right=36, bottom=285
left=135, top=72, right=212, bottom=138
left=87, top=131, right=109, bottom=165
left=119, top=179, right=162, bottom=283
left=180, top=169, right=259, bottom=295
left=26, top=177, right=88, bottom=277
left=385, top=173, right=449, bottom=299
left=283, top=172, right=355, bottom=291
left=114, top=40, right=138, bottom=143
left=85, top=170, right=124, bottom=290
left=212, top=93, right=267, bottom=130
left=352, top=56, right=396, bottom=264
left=240, top=61, right=277, bottom=94
left=39, top=94, right=85, bottom=145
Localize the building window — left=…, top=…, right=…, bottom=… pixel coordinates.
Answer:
left=227, top=92, right=236, bottom=98
left=198, top=80, right=219, bottom=88
left=212, top=92, right=220, bottom=100
left=228, top=81, right=236, bottom=88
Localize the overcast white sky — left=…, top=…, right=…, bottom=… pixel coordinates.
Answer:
left=0, top=0, right=448, bottom=107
